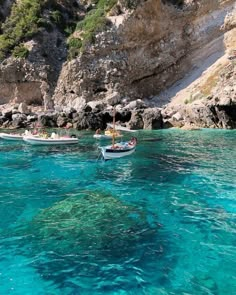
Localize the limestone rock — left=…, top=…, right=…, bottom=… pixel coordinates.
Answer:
left=143, top=108, right=163, bottom=129
left=18, top=102, right=29, bottom=114
left=128, top=109, right=144, bottom=130
left=11, top=113, right=27, bottom=128
left=125, top=99, right=146, bottom=110
left=56, top=115, right=68, bottom=128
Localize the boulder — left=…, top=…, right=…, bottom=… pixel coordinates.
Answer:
left=18, top=102, right=29, bottom=114
left=26, top=114, right=38, bottom=122
left=106, top=91, right=121, bottom=106
left=83, top=104, right=92, bottom=113
left=125, top=99, right=146, bottom=110
left=2, top=109, right=12, bottom=120
left=74, top=112, right=105, bottom=130
left=128, top=109, right=144, bottom=130
left=2, top=120, right=10, bottom=128
left=38, top=113, right=57, bottom=127
left=87, top=101, right=107, bottom=112
left=172, top=112, right=183, bottom=121
left=215, top=105, right=236, bottom=128
left=143, top=108, right=163, bottom=129
left=11, top=113, right=27, bottom=128
left=56, top=115, right=68, bottom=128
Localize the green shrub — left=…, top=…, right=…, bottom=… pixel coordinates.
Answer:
left=50, top=10, right=62, bottom=24
left=0, top=35, right=14, bottom=57
left=49, top=9, right=67, bottom=31
left=69, top=0, right=117, bottom=55
left=12, top=44, right=29, bottom=58
left=67, top=37, right=82, bottom=59
left=0, top=0, right=42, bottom=60
left=64, top=24, right=76, bottom=36
left=37, top=18, right=54, bottom=32
left=2, top=0, right=41, bottom=40
left=68, top=37, right=82, bottom=48
left=184, top=94, right=202, bottom=104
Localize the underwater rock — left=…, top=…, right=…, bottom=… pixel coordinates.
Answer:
left=22, top=191, right=157, bottom=258
left=8, top=191, right=161, bottom=287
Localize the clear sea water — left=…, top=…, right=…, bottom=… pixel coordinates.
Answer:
left=0, top=129, right=235, bottom=295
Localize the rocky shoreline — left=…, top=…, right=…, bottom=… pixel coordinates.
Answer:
left=0, top=101, right=161, bottom=130
left=1, top=58, right=235, bottom=131
left=0, top=94, right=235, bottom=131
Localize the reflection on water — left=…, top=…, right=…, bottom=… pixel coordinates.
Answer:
left=0, top=129, right=235, bottom=295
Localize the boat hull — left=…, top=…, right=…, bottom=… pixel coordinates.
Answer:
left=23, top=136, right=78, bottom=145
left=0, top=133, right=23, bottom=141
left=100, top=144, right=136, bottom=160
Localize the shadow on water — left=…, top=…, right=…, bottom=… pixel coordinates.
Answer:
left=1, top=157, right=32, bottom=170
left=0, top=144, right=25, bottom=153
left=141, top=138, right=162, bottom=142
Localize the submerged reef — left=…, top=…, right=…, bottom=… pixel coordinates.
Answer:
left=12, top=190, right=159, bottom=260
left=25, top=191, right=156, bottom=256
left=10, top=191, right=160, bottom=285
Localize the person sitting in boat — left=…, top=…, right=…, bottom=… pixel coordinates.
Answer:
left=128, top=137, right=137, bottom=146
left=40, top=129, right=48, bottom=138
left=105, top=128, right=113, bottom=136
left=95, top=128, right=101, bottom=134
left=31, top=128, right=39, bottom=135
left=51, top=132, right=59, bottom=139
left=105, top=128, right=121, bottom=137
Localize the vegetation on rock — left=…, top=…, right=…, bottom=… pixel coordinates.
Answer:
left=68, top=0, right=117, bottom=57
left=12, top=44, right=29, bottom=58
left=0, top=0, right=41, bottom=60
left=0, top=0, right=78, bottom=61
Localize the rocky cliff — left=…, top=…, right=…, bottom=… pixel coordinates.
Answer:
left=0, top=0, right=235, bottom=129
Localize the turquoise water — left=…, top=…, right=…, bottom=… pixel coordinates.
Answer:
left=0, top=129, right=235, bottom=295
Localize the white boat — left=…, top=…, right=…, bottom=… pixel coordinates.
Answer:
left=99, top=107, right=137, bottom=160
left=93, top=134, right=123, bottom=139
left=0, top=130, right=34, bottom=141
left=106, top=123, right=137, bottom=133
left=23, top=135, right=78, bottom=145
left=0, top=133, right=24, bottom=141
left=100, top=141, right=136, bottom=160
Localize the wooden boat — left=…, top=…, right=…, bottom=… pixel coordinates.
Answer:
left=23, top=135, right=78, bottom=145
left=99, top=108, right=137, bottom=160
left=100, top=140, right=136, bottom=160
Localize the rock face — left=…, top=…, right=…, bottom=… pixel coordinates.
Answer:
left=0, top=0, right=235, bottom=129
left=162, top=58, right=236, bottom=129
left=52, top=0, right=235, bottom=109
left=0, top=23, right=67, bottom=111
